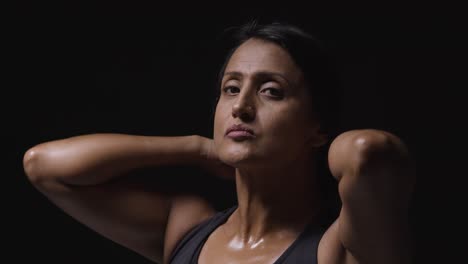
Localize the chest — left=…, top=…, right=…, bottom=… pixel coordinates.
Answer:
left=197, top=228, right=298, bottom=264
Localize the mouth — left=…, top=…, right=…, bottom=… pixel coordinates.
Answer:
left=225, top=124, right=256, bottom=140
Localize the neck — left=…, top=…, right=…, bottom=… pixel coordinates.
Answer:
left=227, top=156, right=321, bottom=244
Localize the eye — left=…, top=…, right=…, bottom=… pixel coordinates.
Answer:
left=223, top=86, right=240, bottom=95
left=260, top=88, right=284, bottom=98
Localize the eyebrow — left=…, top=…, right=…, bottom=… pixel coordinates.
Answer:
left=224, top=71, right=292, bottom=87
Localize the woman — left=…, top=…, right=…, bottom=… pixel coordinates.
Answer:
left=23, top=21, right=415, bottom=264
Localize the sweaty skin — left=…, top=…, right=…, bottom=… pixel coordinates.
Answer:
left=23, top=37, right=415, bottom=264
left=202, top=38, right=415, bottom=264
left=200, top=38, right=327, bottom=263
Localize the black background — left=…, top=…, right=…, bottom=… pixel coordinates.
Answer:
left=6, top=2, right=464, bottom=263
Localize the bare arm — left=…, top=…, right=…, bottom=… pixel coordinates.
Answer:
left=320, top=129, right=416, bottom=264
left=23, top=134, right=232, bottom=263
left=23, top=134, right=202, bottom=186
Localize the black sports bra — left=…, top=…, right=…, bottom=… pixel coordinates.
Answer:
left=169, top=205, right=325, bottom=263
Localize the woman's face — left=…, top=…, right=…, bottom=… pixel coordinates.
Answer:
left=214, top=38, right=325, bottom=169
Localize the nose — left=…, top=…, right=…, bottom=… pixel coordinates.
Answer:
left=232, top=93, right=256, bottom=122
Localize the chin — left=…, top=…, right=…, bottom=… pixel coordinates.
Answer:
left=221, top=152, right=252, bottom=167
left=218, top=146, right=255, bottom=165
left=217, top=139, right=277, bottom=168
left=221, top=150, right=277, bottom=171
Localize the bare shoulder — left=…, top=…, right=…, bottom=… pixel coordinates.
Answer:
left=163, top=195, right=217, bottom=264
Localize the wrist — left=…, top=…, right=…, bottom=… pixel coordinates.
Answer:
left=192, top=135, right=214, bottom=168
left=185, top=135, right=208, bottom=165
left=172, top=135, right=202, bottom=165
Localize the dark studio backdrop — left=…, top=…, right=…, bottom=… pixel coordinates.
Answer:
left=6, top=3, right=464, bottom=264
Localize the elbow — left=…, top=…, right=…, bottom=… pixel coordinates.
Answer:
left=23, top=145, right=58, bottom=187
left=351, top=130, right=412, bottom=169
left=328, top=129, right=393, bottom=180
left=347, top=129, right=416, bottom=193
left=330, top=129, right=414, bottom=181
left=23, top=145, right=76, bottom=194
left=23, top=146, right=45, bottom=184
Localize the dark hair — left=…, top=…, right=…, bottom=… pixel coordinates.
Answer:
left=213, top=20, right=342, bottom=224
left=214, top=20, right=343, bottom=140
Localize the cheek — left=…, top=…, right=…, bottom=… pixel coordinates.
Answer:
left=261, top=104, right=305, bottom=130
left=260, top=107, right=311, bottom=144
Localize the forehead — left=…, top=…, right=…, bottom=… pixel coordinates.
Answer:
left=225, top=38, right=303, bottom=81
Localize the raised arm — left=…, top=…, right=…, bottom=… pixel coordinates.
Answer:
left=320, top=129, right=416, bottom=264
left=23, top=134, right=232, bottom=263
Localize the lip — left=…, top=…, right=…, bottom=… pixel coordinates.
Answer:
left=225, top=124, right=255, bottom=139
